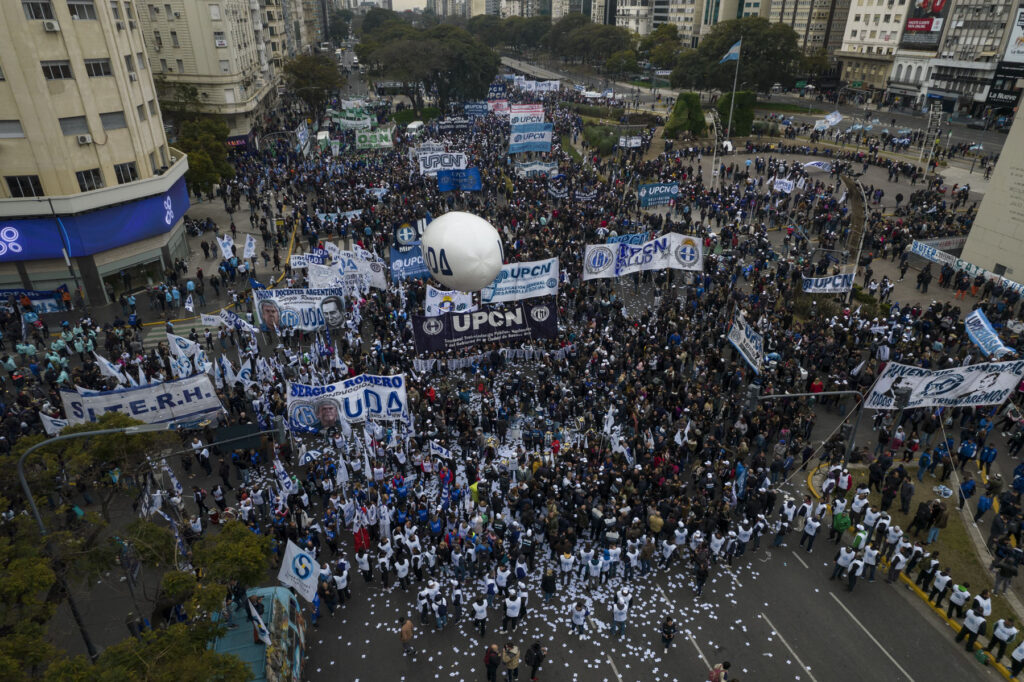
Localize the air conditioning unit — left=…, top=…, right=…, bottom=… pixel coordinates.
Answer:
left=129, top=73, right=138, bottom=81
left=215, top=39, right=228, bottom=47
left=43, top=19, right=61, bottom=32
left=77, top=134, right=93, bottom=145
left=174, top=11, right=181, bottom=17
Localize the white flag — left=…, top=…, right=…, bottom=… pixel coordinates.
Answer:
left=217, top=234, right=235, bottom=259
left=244, top=234, right=257, bottom=259
left=40, top=413, right=68, bottom=436
left=185, top=294, right=194, bottom=313
left=248, top=599, right=272, bottom=646
left=277, top=539, right=319, bottom=603
left=93, top=352, right=128, bottom=386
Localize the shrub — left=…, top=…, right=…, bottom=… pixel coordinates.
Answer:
left=751, top=121, right=780, bottom=136
left=583, top=124, right=619, bottom=156
left=663, top=92, right=704, bottom=139
left=716, top=91, right=756, bottom=137
left=391, top=107, right=440, bottom=126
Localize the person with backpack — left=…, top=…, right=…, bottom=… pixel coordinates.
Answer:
left=484, top=643, right=501, bottom=682
left=708, top=661, right=731, bottom=681
left=523, top=641, right=547, bottom=681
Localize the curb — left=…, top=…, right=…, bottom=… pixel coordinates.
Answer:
left=807, top=461, right=1014, bottom=678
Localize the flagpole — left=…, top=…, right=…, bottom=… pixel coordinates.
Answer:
left=725, top=43, right=740, bottom=153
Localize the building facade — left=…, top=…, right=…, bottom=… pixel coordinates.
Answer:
left=0, top=0, right=190, bottom=304
left=615, top=0, right=653, bottom=35
left=769, top=0, right=850, bottom=55
left=835, top=0, right=908, bottom=98
left=136, top=0, right=279, bottom=143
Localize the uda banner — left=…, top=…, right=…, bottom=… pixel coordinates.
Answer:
left=412, top=301, right=557, bottom=354
left=419, top=152, right=469, bottom=175
left=437, top=168, right=482, bottom=192
left=802, top=273, right=854, bottom=294
left=582, top=233, right=703, bottom=280
left=638, top=183, right=679, bottom=208
left=965, top=309, right=1015, bottom=359
left=865, top=360, right=1024, bottom=410
left=509, top=123, right=553, bottom=154
left=287, top=373, right=409, bottom=432
left=61, top=374, right=223, bottom=426
left=425, top=285, right=476, bottom=316
left=254, top=288, right=348, bottom=331
left=390, top=244, right=430, bottom=281
left=480, top=257, right=559, bottom=304
left=727, top=314, right=764, bottom=375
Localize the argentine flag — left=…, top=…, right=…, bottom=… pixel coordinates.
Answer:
left=720, top=40, right=741, bottom=63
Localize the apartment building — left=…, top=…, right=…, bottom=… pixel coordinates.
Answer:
left=769, top=0, right=850, bottom=55
left=835, top=0, right=907, bottom=98
left=0, top=0, right=190, bottom=303
left=136, top=0, right=278, bottom=143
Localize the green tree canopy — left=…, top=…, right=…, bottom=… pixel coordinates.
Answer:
left=284, top=54, right=343, bottom=116
left=328, top=9, right=353, bottom=44
left=192, top=520, right=272, bottom=588
left=546, top=13, right=590, bottom=57
left=605, top=49, right=638, bottom=78
left=670, top=18, right=801, bottom=93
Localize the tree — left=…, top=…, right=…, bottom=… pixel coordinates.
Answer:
left=192, top=520, right=272, bottom=588
left=328, top=9, right=353, bottom=44
left=801, top=49, right=832, bottom=79
left=176, top=118, right=235, bottom=198
left=717, top=91, right=757, bottom=136
left=468, top=14, right=505, bottom=47
left=605, top=49, right=638, bottom=78
left=361, top=7, right=404, bottom=37
left=669, top=18, right=801, bottom=94
left=283, top=54, right=343, bottom=116
left=546, top=13, right=590, bottom=58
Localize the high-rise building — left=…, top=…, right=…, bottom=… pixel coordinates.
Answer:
left=769, top=0, right=850, bottom=55
left=136, top=0, right=279, bottom=144
left=615, top=0, right=652, bottom=35
left=0, top=0, right=190, bottom=304
left=591, top=0, right=616, bottom=24
left=551, top=0, right=587, bottom=19
left=835, top=0, right=907, bottom=99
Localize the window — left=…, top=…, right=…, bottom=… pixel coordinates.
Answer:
left=137, top=52, right=146, bottom=70
left=159, top=145, right=167, bottom=166
left=214, top=30, right=226, bottom=47
left=60, top=115, right=90, bottom=135
left=147, top=2, right=155, bottom=19
left=0, top=65, right=5, bottom=81
left=76, top=168, right=104, bottom=191
left=164, top=3, right=171, bottom=15
left=100, top=110, right=127, bottom=130
left=160, top=58, right=167, bottom=71
left=124, top=54, right=136, bottom=72
left=154, top=30, right=162, bottom=46
left=84, top=58, right=112, bottom=77
left=171, top=31, right=179, bottom=47
left=0, top=121, right=25, bottom=139
left=114, top=161, right=138, bottom=184
left=884, top=13, right=890, bottom=21
left=148, top=99, right=156, bottom=115
left=854, top=13, right=860, bottom=20
left=209, top=2, right=220, bottom=19
left=123, top=0, right=132, bottom=18
left=176, top=59, right=184, bottom=72
left=149, top=151, right=157, bottom=172
left=42, top=61, right=73, bottom=80
left=6, top=175, right=44, bottom=197
left=22, top=1, right=54, bottom=20
left=137, top=103, right=146, bottom=121
left=219, top=59, right=230, bottom=73
left=223, top=87, right=235, bottom=104
left=67, top=0, right=97, bottom=19
left=110, top=0, right=120, bottom=18
left=852, top=29, right=858, bottom=36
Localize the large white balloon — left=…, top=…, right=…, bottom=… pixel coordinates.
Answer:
left=420, top=211, right=504, bottom=291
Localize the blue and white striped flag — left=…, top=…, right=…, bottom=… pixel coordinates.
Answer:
left=720, top=40, right=741, bottom=63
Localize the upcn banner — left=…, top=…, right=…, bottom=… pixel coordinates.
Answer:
left=899, top=0, right=950, bottom=50
left=638, top=183, right=679, bottom=207
left=412, top=301, right=557, bottom=353
left=582, top=233, right=703, bottom=280
left=480, top=258, right=559, bottom=304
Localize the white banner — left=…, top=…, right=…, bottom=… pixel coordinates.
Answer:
left=535, top=80, right=560, bottom=92
left=254, top=288, right=347, bottom=331
left=216, top=234, right=234, bottom=259
left=419, top=152, right=469, bottom=175
left=286, top=374, right=409, bottom=431
left=773, top=178, right=795, bottom=194
left=964, top=309, right=1015, bottom=359
left=60, top=374, right=223, bottom=425
left=582, top=233, right=703, bottom=280
left=308, top=258, right=387, bottom=291
left=244, top=234, right=257, bottom=259
left=618, top=136, right=643, bottom=148
left=425, top=285, right=476, bottom=316
left=909, top=241, right=1024, bottom=295
left=487, top=99, right=510, bottom=116
left=480, top=257, right=559, bottom=304
left=509, top=104, right=545, bottom=126
left=865, top=360, right=1024, bottom=410
left=728, top=314, right=764, bottom=374
left=802, top=272, right=855, bottom=294
left=278, top=540, right=319, bottom=603
left=41, top=413, right=68, bottom=435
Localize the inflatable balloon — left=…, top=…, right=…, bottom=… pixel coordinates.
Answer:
left=420, top=211, right=504, bottom=291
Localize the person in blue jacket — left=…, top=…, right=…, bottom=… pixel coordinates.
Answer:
left=958, top=475, right=976, bottom=511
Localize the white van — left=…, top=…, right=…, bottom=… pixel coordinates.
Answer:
left=406, top=121, right=425, bottom=136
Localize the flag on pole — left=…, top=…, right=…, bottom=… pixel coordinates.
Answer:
left=244, top=234, right=257, bottom=259
left=720, top=40, right=741, bottom=63
left=277, top=539, right=319, bottom=602
left=249, top=599, right=272, bottom=646
left=184, top=294, right=194, bottom=312
left=93, top=352, right=129, bottom=385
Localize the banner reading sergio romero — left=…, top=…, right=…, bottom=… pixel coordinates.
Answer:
left=287, top=373, right=409, bottom=432
left=582, top=233, right=703, bottom=280
left=254, top=288, right=347, bottom=332
left=865, top=360, right=1024, bottom=410
left=480, top=257, right=559, bottom=304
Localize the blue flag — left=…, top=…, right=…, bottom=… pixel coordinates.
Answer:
left=720, top=40, right=741, bottom=63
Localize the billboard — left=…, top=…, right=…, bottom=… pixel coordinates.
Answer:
left=1005, top=8, right=1024, bottom=63
left=0, top=177, right=189, bottom=262
left=899, top=0, right=951, bottom=50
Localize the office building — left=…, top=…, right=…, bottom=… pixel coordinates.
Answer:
left=835, top=0, right=907, bottom=98
left=769, top=0, right=850, bottom=55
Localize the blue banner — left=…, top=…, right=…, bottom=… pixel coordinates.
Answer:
left=0, top=287, right=64, bottom=313
left=389, top=243, right=430, bottom=281
left=437, top=168, right=483, bottom=192
left=487, top=83, right=507, bottom=99
left=638, top=182, right=679, bottom=208
left=801, top=273, right=854, bottom=294
left=606, top=232, right=650, bottom=246
left=0, top=177, right=189, bottom=262
left=464, top=101, right=489, bottom=118
left=965, top=309, right=1015, bottom=358
left=509, top=123, right=554, bottom=154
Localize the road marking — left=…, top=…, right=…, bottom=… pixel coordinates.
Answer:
left=688, top=632, right=712, bottom=670
left=829, top=593, right=917, bottom=682
left=759, top=612, right=819, bottom=682
left=606, top=654, right=624, bottom=682
left=791, top=551, right=809, bottom=569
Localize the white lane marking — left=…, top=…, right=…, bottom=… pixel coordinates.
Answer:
left=606, top=654, right=624, bottom=682
left=688, top=632, right=713, bottom=670
left=791, top=551, right=810, bottom=569
left=760, top=612, right=820, bottom=682
left=829, top=593, right=917, bottom=682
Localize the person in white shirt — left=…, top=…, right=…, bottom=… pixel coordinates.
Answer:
left=830, top=546, right=856, bottom=580
left=954, top=607, right=987, bottom=652
left=502, top=594, right=522, bottom=632
left=862, top=544, right=880, bottom=582
left=612, top=600, right=629, bottom=637
left=1009, top=638, right=1024, bottom=678
left=799, top=516, right=820, bottom=552
left=947, top=583, right=972, bottom=620
left=471, top=596, right=488, bottom=637
left=570, top=601, right=589, bottom=635
left=986, top=617, right=1018, bottom=662
left=972, top=589, right=993, bottom=617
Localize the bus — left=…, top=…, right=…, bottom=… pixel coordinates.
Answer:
left=211, top=586, right=306, bottom=682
